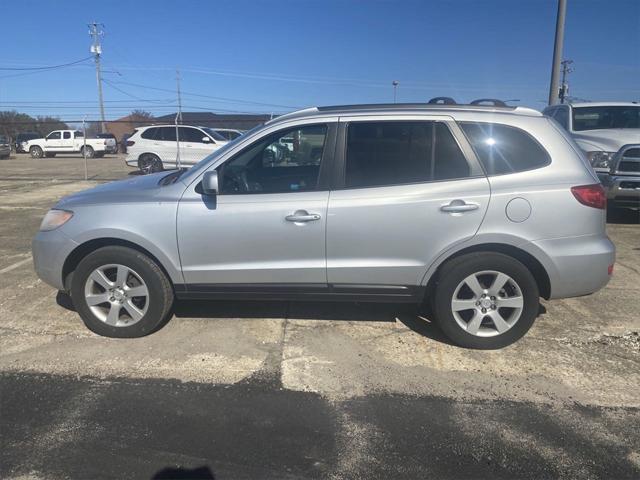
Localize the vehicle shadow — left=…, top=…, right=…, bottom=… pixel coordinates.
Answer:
left=173, top=299, right=456, bottom=346
left=152, top=465, right=215, bottom=479
left=607, top=207, right=639, bottom=225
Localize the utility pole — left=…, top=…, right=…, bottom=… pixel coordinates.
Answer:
left=88, top=22, right=106, bottom=132
left=548, top=0, right=567, bottom=105
left=175, top=69, right=182, bottom=168
left=559, top=59, right=573, bottom=104
left=392, top=80, right=399, bottom=103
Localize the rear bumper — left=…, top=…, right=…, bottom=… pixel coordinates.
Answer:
left=531, top=234, right=615, bottom=299
left=599, top=173, right=640, bottom=208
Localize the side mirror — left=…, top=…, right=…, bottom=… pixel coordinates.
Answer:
left=202, top=136, right=211, bottom=143
left=201, top=170, right=218, bottom=195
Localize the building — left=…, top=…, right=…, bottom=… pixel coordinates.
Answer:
left=153, top=112, right=274, bottom=130
left=106, top=111, right=275, bottom=142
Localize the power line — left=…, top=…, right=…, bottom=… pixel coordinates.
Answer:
left=109, top=80, right=301, bottom=109
left=0, top=56, right=93, bottom=71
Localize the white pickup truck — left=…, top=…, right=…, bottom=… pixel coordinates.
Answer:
left=543, top=102, right=640, bottom=210
left=22, top=130, right=116, bottom=159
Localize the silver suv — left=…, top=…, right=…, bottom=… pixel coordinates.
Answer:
left=32, top=103, right=615, bottom=349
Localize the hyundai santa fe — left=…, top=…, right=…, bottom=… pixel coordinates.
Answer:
left=32, top=103, right=615, bottom=349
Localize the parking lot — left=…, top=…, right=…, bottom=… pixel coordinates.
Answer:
left=1, top=154, right=639, bottom=478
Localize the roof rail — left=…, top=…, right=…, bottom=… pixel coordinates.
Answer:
left=427, top=97, right=457, bottom=105
left=470, top=98, right=508, bottom=107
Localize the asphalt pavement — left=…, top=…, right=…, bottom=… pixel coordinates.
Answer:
left=1, top=154, right=639, bottom=479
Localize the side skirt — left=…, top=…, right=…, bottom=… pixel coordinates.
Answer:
left=174, top=283, right=426, bottom=303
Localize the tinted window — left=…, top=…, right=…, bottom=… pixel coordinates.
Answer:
left=179, top=127, right=207, bottom=143
left=157, top=127, right=176, bottom=142
left=63, top=131, right=71, bottom=139
left=218, top=124, right=327, bottom=194
left=572, top=106, right=640, bottom=131
left=75, top=131, right=84, bottom=138
left=47, top=132, right=61, bottom=140
left=345, top=121, right=470, bottom=188
left=141, top=128, right=158, bottom=140
left=460, top=122, right=550, bottom=175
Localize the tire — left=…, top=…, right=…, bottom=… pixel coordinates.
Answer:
left=433, top=252, right=539, bottom=349
left=70, top=246, right=174, bottom=338
left=30, top=146, right=43, bottom=158
left=81, top=145, right=95, bottom=158
left=138, top=153, right=163, bottom=174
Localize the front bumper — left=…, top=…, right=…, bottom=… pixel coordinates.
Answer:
left=599, top=173, right=640, bottom=208
left=532, top=234, right=615, bottom=299
left=32, top=228, right=79, bottom=291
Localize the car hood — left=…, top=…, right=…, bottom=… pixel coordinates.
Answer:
left=573, top=129, right=640, bottom=152
left=55, top=171, right=183, bottom=209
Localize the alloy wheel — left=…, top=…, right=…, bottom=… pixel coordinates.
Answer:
left=83, top=264, right=149, bottom=327
left=450, top=270, right=524, bottom=337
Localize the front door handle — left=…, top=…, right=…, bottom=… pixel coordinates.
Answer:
left=285, top=210, right=321, bottom=223
left=440, top=200, right=480, bottom=213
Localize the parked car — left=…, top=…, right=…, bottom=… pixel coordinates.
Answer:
left=33, top=103, right=615, bottom=349
left=125, top=125, right=228, bottom=174
left=22, top=130, right=112, bottom=158
left=0, top=136, right=10, bottom=159
left=212, top=128, right=244, bottom=141
left=15, top=132, right=40, bottom=153
left=543, top=102, right=639, bottom=209
left=95, top=133, right=118, bottom=154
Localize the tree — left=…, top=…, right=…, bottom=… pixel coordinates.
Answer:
left=129, top=110, right=155, bottom=127
left=0, top=111, right=69, bottom=140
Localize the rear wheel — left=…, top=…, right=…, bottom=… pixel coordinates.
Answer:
left=30, top=146, right=43, bottom=158
left=138, top=153, right=163, bottom=174
left=70, top=246, right=174, bottom=338
left=81, top=145, right=95, bottom=158
left=433, top=252, right=539, bottom=349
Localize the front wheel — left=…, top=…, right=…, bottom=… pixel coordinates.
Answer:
left=30, top=146, right=43, bottom=158
left=70, top=246, right=174, bottom=338
left=433, top=252, right=540, bottom=349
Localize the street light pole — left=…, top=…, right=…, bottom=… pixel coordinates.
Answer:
left=548, top=0, right=567, bottom=105
left=392, top=80, right=399, bottom=103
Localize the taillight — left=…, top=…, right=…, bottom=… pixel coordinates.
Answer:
left=571, top=184, right=606, bottom=209
left=126, top=140, right=135, bottom=146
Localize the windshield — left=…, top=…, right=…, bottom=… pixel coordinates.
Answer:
left=201, top=128, right=227, bottom=142
left=572, top=106, right=640, bottom=131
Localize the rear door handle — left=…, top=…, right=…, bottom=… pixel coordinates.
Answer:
left=286, top=210, right=321, bottom=223
left=440, top=200, right=480, bottom=213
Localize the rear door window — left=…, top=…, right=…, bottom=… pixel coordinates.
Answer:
left=141, top=128, right=158, bottom=140
left=459, top=122, right=551, bottom=175
left=344, top=121, right=471, bottom=188
left=158, top=127, right=177, bottom=142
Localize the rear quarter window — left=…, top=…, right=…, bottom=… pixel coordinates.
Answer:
left=141, top=128, right=158, bottom=140
left=460, top=122, right=551, bottom=175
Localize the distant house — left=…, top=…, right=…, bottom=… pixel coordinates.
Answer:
left=106, top=114, right=155, bottom=142
left=153, top=112, right=274, bottom=130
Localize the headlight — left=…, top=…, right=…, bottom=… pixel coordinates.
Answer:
left=39, top=209, right=73, bottom=231
left=586, top=151, right=615, bottom=170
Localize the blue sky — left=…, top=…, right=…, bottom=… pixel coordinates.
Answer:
left=1, top=0, right=638, bottom=120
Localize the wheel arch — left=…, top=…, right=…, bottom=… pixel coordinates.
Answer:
left=423, top=242, right=552, bottom=302
left=62, top=237, right=177, bottom=292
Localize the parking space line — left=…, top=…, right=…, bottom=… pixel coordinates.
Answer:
left=0, top=256, right=33, bottom=274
